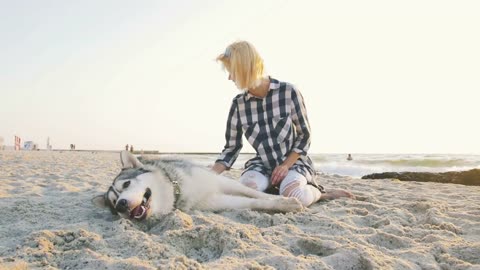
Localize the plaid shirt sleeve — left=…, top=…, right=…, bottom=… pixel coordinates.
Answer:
left=290, top=87, right=311, bottom=156
left=215, top=98, right=243, bottom=168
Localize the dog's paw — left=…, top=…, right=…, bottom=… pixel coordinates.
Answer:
left=280, top=197, right=304, bottom=212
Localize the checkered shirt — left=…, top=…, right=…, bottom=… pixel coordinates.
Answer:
left=216, top=77, right=317, bottom=181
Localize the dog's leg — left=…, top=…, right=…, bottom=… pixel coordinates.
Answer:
left=216, top=175, right=276, bottom=199
left=200, top=194, right=304, bottom=212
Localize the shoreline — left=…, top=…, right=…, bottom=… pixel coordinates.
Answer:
left=2, top=150, right=479, bottom=184
left=3, top=148, right=479, bottom=155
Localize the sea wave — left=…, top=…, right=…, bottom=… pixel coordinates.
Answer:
left=153, top=153, right=480, bottom=178
left=310, top=154, right=480, bottom=177
left=353, top=158, right=474, bottom=167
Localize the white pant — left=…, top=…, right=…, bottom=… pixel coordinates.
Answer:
left=239, top=170, right=321, bottom=207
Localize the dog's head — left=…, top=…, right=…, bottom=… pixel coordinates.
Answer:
left=92, top=151, right=154, bottom=220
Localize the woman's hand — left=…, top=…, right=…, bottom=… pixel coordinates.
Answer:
left=271, top=152, right=301, bottom=186
left=211, top=163, right=227, bottom=174
left=271, top=164, right=289, bottom=186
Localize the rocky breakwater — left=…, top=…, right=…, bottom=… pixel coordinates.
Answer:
left=362, top=169, right=480, bottom=186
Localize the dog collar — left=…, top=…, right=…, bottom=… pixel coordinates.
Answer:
left=156, top=167, right=182, bottom=208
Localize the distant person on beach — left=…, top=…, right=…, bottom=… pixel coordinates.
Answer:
left=130, top=145, right=134, bottom=153
left=347, top=154, right=353, bottom=161
left=125, top=144, right=129, bottom=151
left=211, top=41, right=354, bottom=206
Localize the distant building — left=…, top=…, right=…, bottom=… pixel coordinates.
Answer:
left=46, top=137, right=52, bottom=150
left=15, top=136, right=21, bottom=150
left=24, top=141, right=38, bottom=151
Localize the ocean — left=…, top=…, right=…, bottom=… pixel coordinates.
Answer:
left=165, top=153, right=480, bottom=178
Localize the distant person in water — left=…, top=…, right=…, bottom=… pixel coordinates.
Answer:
left=347, top=154, right=353, bottom=161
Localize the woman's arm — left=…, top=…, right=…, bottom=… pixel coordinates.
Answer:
left=271, top=87, right=312, bottom=185
left=213, top=98, right=243, bottom=174
left=290, top=87, right=312, bottom=155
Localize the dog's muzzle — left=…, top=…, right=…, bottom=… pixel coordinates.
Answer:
left=115, top=188, right=152, bottom=220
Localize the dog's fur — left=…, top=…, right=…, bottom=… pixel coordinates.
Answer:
left=92, top=151, right=304, bottom=220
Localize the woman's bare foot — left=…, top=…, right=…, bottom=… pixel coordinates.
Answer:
left=319, top=189, right=355, bottom=201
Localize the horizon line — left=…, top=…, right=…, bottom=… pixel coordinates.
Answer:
left=1, top=148, right=479, bottom=155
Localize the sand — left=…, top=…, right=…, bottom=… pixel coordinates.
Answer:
left=0, top=151, right=479, bottom=270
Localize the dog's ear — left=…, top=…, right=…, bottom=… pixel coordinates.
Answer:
left=120, top=150, right=143, bottom=169
left=92, top=194, right=108, bottom=209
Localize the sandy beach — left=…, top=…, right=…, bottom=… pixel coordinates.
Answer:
left=0, top=151, right=479, bottom=270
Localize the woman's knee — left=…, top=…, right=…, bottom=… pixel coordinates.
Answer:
left=279, top=172, right=316, bottom=207
left=239, top=170, right=269, bottom=192
left=280, top=182, right=310, bottom=206
left=279, top=171, right=306, bottom=194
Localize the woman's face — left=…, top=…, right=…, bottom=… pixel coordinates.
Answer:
left=228, top=73, right=235, bottom=82
left=228, top=72, right=244, bottom=91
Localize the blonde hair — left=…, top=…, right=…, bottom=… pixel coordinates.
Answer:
left=216, top=41, right=264, bottom=90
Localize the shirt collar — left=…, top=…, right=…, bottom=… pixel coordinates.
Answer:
left=245, top=77, right=279, bottom=101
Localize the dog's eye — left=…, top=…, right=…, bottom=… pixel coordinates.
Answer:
left=123, top=181, right=130, bottom=189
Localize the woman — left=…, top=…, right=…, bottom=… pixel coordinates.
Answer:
left=211, top=41, right=353, bottom=206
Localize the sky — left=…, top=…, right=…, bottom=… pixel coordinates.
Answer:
left=1, top=0, right=479, bottom=154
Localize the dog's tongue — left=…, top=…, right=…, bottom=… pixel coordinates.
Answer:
left=130, top=205, right=146, bottom=219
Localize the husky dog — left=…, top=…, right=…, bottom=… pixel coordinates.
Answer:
left=92, top=151, right=304, bottom=220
